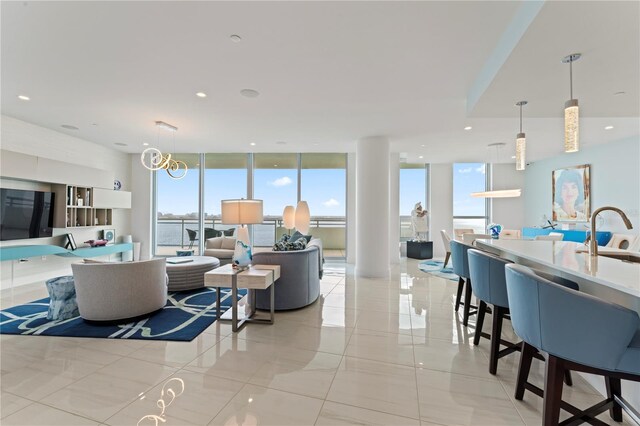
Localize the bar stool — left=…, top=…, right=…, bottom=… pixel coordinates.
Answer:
left=467, top=249, right=520, bottom=374
left=505, top=264, right=640, bottom=426
left=450, top=240, right=477, bottom=326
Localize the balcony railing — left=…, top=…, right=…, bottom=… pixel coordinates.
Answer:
left=156, top=215, right=346, bottom=250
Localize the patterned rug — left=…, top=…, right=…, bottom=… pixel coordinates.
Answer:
left=0, top=287, right=246, bottom=341
left=418, top=260, right=459, bottom=282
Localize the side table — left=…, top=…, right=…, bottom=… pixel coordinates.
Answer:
left=204, top=264, right=280, bottom=332
left=407, top=240, right=433, bottom=259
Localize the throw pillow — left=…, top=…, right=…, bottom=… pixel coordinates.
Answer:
left=285, top=237, right=308, bottom=251
left=279, top=234, right=291, bottom=243
left=291, top=231, right=312, bottom=243
left=272, top=241, right=287, bottom=251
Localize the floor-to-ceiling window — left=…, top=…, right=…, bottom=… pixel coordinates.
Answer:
left=452, top=162, right=488, bottom=234
left=155, top=154, right=201, bottom=255
left=301, top=153, right=347, bottom=257
left=204, top=153, right=248, bottom=237
left=400, top=163, right=429, bottom=241
left=253, top=153, right=298, bottom=247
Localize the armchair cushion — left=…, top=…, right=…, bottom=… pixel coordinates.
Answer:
left=206, top=237, right=223, bottom=249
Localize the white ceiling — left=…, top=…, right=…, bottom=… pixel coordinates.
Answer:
left=1, top=1, right=638, bottom=164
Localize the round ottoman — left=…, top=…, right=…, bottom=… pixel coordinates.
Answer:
left=166, top=256, right=220, bottom=291
left=45, top=276, right=79, bottom=320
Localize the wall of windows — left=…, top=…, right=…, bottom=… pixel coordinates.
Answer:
left=399, top=163, right=429, bottom=241
left=155, top=154, right=201, bottom=255
left=452, top=162, right=489, bottom=234
left=153, top=153, right=347, bottom=258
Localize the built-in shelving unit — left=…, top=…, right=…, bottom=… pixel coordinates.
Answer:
left=52, top=184, right=130, bottom=229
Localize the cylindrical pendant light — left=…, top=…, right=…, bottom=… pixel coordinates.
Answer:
left=515, top=100, right=527, bottom=171
left=562, top=53, right=581, bottom=153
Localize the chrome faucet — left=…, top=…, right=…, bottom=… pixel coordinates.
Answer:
left=589, top=206, right=633, bottom=257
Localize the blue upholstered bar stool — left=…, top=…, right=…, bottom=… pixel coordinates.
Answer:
left=450, top=240, right=477, bottom=326
left=467, top=249, right=521, bottom=374
left=505, top=264, right=640, bottom=426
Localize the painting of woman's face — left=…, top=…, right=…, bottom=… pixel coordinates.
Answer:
left=552, top=165, right=590, bottom=222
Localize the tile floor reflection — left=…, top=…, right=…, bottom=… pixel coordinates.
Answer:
left=0, top=259, right=633, bottom=425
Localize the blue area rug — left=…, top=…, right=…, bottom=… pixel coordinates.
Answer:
left=418, top=260, right=459, bottom=282
left=0, top=287, right=246, bottom=341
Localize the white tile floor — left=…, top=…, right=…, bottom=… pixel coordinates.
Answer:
left=0, top=259, right=633, bottom=425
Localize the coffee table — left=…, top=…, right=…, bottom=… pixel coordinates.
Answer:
left=165, top=256, right=220, bottom=291
left=204, top=264, right=280, bottom=332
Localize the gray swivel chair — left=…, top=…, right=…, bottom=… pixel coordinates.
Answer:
left=505, top=264, right=640, bottom=425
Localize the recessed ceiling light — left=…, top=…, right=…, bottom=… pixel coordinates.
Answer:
left=418, top=155, right=424, bottom=159
left=18, top=95, right=30, bottom=101
left=230, top=34, right=242, bottom=42
left=614, top=91, right=626, bottom=96
left=240, top=89, right=259, bottom=98
left=61, top=124, right=79, bottom=130
left=604, top=125, right=614, bottom=130
left=421, top=144, right=425, bottom=147
left=250, top=142, right=256, bottom=146
left=464, top=126, right=472, bottom=131
left=143, top=142, right=149, bottom=146
left=196, top=92, right=207, bottom=98
left=92, top=123, right=98, bottom=126
left=276, top=141, right=286, bottom=145
left=114, top=142, right=127, bottom=147
left=511, top=156, right=516, bottom=159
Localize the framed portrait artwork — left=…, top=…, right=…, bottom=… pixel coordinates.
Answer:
left=552, top=164, right=590, bottom=222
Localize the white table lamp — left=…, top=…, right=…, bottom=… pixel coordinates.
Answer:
left=221, top=199, right=264, bottom=246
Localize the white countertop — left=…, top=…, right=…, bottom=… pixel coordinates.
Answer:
left=475, top=239, right=640, bottom=300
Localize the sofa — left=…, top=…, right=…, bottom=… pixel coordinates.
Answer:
left=203, top=236, right=236, bottom=265
left=253, top=238, right=323, bottom=310
left=71, top=258, right=167, bottom=322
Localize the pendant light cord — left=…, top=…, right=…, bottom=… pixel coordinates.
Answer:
left=519, top=104, right=523, bottom=133
left=569, top=59, right=573, bottom=99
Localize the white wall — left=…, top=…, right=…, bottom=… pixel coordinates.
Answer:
left=0, top=116, right=132, bottom=289
left=524, top=137, right=640, bottom=233
left=430, top=163, right=454, bottom=258
left=492, top=163, right=526, bottom=231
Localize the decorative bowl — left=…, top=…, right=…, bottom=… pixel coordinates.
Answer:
left=85, top=239, right=109, bottom=247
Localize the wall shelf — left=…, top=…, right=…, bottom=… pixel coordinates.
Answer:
left=52, top=184, right=130, bottom=229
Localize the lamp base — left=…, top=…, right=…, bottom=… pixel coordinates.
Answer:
left=232, top=239, right=253, bottom=270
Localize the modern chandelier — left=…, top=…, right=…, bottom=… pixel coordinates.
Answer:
left=515, top=100, right=527, bottom=171
left=562, top=53, right=581, bottom=153
left=140, top=121, right=188, bottom=179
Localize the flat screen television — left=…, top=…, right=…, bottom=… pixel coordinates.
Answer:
left=0, top=188, right=55, bottom=241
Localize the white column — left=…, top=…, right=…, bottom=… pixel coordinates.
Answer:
left=356, top=136, right=390, bottom=278
left=130, top=154, right=153, bottom=260
left=346, top=152, right=357, bottom=264
left=430, top=163, right=453, bottom=258
left=389, top=153, right=400, bottom=264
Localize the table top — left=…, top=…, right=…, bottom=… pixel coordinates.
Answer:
left=205, top=264, right=280, bottom=289
left=476, top=239, right=640, bottom=300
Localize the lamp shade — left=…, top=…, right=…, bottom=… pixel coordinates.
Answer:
left=294, top=201, right=310, bottom=234
left=282, top=205, right=295, bottom=229
left=221, top=199, right=263, bottom=225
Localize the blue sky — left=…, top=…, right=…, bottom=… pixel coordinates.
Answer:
left=453, top=163, right=486, bottom=216
left=399, top=168, right=426, bottom=216
left=157, top=168, right=346, bottom=217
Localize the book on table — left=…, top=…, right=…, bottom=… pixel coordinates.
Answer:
left=166, top=257, right=194, bottom=264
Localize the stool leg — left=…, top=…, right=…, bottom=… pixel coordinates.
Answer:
left=564, top=370, right=573, bottom=387
left=543, top=355, right=565, bottom=426
left=455, top=277, right=464, bottom=312
left=606, top=377, right=623, bottom=422
left=489, top=306, right=504, bottom=374
left=515, top=342, right=536, bottom=400
left=443, top=252, right=451, bottom=269
left=473, top=300, right=487, bottom=346
left=463, top=278, right=472, bottom=326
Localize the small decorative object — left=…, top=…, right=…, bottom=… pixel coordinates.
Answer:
left=114, top=179, right=122, bottom=190
left=232, top=240, right=252, bottom=270
left=95, top=216, right=99, bottom=225
left=84, top=239, right=108, bottom=247
left=85, top=189, right=90, bottom=206
left=411, top=202, right=428, bottom=241
left=77, top=198, right=84, bottom=207
left=487, top=223, right=503, bottom=239
left=176, top=250, right=194, bottom=257
left=66, top=212, right=71, bottom=227
left=102, top=228, right=115, bottom=245
left=64, top=233, right=77, bottom=250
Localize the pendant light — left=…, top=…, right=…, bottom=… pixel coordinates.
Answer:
left=562, top=53, right=581, bottom=153
left=470, top=143, right=522, bottom=198
left=140, top=121, right=188, bottom=179
left=515, top=100, right=527, bottom=171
